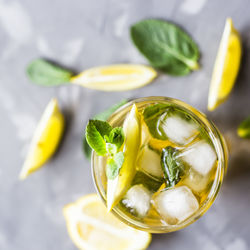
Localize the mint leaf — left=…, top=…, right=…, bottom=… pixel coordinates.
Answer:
left=132, top=171, right=163, bottom=192
left=109, top=127, right=125, bottom=150
left=143, top=103, right=170, bottom=140
left=85, top=120, right=112, bottom=156
left=130, top=19, right=200, bottom=76
left=238, top=116, right=250, bottom=139
left=83, top=99, right=128, bottom=160
left=106, top=152, right=124, bottom=179
left=26, top=59, right=73, bottom=86
left=106, top=143, right=117, bottom=155
left=161, top=146, right=184, bottom=187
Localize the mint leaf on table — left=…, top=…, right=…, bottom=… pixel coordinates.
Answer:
left=106, top=152, right=124, bottom=179
left=161, top=146, right=184, bottom=187
left=238, top=116, right=250, bottom=139
left=83, top=99, right=128, bottom=160
left=130, top=19, right=200, bottom=76
left=85, top=120, right=112, bottom=156
left=26, top=59, right=73, bottom=86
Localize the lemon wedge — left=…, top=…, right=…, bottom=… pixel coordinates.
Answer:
left=107, top=104, right=141, bottom=211
left=71, top=64, right=157, bottom=91
left=63, top=194, right=151, bottom=250
left=20, top=98, right=64, bottom=179
left=208, top=18, right=241, bottom=111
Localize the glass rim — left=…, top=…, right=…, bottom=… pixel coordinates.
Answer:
left=91, top=96, right=228, bottom=233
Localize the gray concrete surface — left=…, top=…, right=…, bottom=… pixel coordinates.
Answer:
left=1, top=0, right=250, bottom=249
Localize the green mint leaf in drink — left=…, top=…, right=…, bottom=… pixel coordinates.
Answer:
left=130, top=19, right=200, bottom=76
left=83, top=99, right=128, bottom=160
left=85, top=120, right=112, bottom=156
left=143, top=103, right=170, bottom=140
left=109, top=127, right=125, bottom=151
left=161, top=146, right=184, bottom=187
left=26, top=59, right=73, bottom=86
left=106, top=152, right=124, bottom=179
left=238, top=116, right=250, bottom=139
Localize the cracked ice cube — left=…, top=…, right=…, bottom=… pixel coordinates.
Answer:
left=154, top=186, right=199, bottom=224
left=181, top=140, right=217, bottom=176
left=122, top=184, right=151, bottom=217
left=160, top=115, right=198, bottom=145
left=182, top=168, right=210, bottom=193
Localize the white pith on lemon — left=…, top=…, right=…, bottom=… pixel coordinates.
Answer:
left=63, top=194, right=151, bottom=250
left=208, top=18, right=241, bottom=111
left=20, top=98, right=64, bottom=179
left=107, top=104, right=141, bottom=211
left=71, top=64, right=157, bottom=91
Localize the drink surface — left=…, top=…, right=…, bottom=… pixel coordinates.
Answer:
left=93, top=98, right=225, bottom=232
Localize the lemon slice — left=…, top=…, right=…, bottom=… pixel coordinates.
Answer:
left=71, top=64, right=157, bottom=91
left=63, top=194, right=151, bottom=250
left=107, top=104, right=141, bottom=211
left=208, top=18, right=241, bottom=111
left=20, top=98, right=64, bottom=179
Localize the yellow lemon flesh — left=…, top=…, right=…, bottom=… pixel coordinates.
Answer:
left=107, top=104, right=141, bottom=211
left=63, top=194, right=151, bottom=250
left=71, top=64, right=157, bottom=91
left=20, top=98, right=64, bottom=179
left=208, top=18, right=241, bottom=111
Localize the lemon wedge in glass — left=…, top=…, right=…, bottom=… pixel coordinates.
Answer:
left=107, top=104, right=141, bottom=211
left=63, top=194, right=151, bottom=250
left=71, top=64, right=157, bottom=91
left=20, top=98, right=64, bottom=180
left=208, top=18, right=242, bottom=111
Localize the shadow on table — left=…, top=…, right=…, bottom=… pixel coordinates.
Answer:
left=149, top=231, right=180, bottom=249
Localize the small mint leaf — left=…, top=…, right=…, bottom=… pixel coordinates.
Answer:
left=109, top=127, right=125, bottom=150
left=85, top=120, right=112, bottom=156
left=106, top=152, right=124, bottom=179
left=26, top=59, right=73, bottom=86
left=83, top=99, right=128, bottom=160
left=106, top=143, right=117, bottom=155
left=161, top=146, right=184, bottom=187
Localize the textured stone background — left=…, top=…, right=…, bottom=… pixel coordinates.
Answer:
left=1, top=0, right=250, bottom=249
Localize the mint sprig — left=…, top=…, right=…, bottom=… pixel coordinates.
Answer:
left=26, top=59, right=73, bottom=86
left=85, top=119, right=125, bottom=179
left=83, top=99, right=128, bottom=160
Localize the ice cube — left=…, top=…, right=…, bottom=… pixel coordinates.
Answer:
left=154, top=186, right=199, bottom=224
left=122, top=184, right=151, bottom=217
left=160, top=115, right=198, bottom=145
left=137, top=146, right=163, bottom=179
left=181, top=140, right=217, bottom=176
left=182, top=168, right=210, bottom=193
